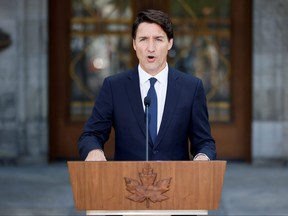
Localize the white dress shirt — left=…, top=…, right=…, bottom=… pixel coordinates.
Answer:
left=138, top=64, right=168, bottom=134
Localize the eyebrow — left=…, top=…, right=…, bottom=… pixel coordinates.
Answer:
left=137, top=36, right=165, bottom=39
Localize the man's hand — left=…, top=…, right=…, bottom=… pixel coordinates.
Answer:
left=85, top=149, right=107, bottom=161
left=193, top=153, right=210, bottom=161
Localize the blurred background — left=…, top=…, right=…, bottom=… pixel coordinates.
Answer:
left=0, top=0, right=287, bottom=215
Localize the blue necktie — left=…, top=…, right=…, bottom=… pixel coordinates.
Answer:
left=147, top=78, right=157, bottom=144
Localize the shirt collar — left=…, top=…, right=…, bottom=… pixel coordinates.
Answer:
left=138, top=63, right=169, bottom=85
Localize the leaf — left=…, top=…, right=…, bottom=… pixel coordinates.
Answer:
left=124, top=177, right=140, bottom=193
left=155, top=178, right=172, bottom=192
left=149, top=194, right=169, bottom=203
left=127, top=193, right=146, bottom=202
left=124, top=165, right=172, bottom=208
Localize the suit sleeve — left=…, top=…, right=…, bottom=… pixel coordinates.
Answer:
left=189, top=79, right=216, bottom=160
left=78, top=78, right=113, bottom=160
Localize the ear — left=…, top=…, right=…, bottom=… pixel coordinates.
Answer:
left=168, top=38, right=173, bottom=50
left=133, top=39, right=136, bottom=51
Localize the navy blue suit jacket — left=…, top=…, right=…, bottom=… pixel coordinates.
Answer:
left=78, top=66, right=216, bottom=161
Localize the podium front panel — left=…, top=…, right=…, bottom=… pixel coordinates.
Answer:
left=68, top=161, right=226, bottom=211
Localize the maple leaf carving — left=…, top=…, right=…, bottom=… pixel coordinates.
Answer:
left=124, top=164, right=172, bottom=208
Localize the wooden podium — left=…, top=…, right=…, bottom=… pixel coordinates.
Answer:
left=68, top=161, right=226, bottom=215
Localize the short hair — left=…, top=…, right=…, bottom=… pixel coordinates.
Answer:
left=132, top=9, right=173, bottom=40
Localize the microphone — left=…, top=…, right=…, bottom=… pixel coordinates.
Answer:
left=144, top=96, right=151, bottom=107
left=144, top=96, right=151, bottom=161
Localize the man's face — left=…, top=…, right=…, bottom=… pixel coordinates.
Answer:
left=133, top=22, right=173, bottom=76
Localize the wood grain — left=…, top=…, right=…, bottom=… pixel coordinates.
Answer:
left=68, top=161, right=226, bottom=211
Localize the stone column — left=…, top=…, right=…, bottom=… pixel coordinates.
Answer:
left=0, top=0, right=48, bottom=164
left=252, top=0, right=288, bottom=163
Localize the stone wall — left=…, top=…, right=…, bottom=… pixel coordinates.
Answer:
left=0, top=0, right=48, bottom=164
left=252, top=0, right=288, bottom=162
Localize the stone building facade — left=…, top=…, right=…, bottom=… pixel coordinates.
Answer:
left=252, top=0, right=288, bottom=162
left=0, top=0, right=48, bottom=163
left=0, top=0, right=287, bottom=164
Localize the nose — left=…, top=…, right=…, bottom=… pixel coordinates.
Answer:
left=147, top=39, right=155, bottom=52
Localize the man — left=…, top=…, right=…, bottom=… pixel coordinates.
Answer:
left=78, top=9, right=216, bottom=162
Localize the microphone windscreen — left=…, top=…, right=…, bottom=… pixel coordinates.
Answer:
left=144, top=96, right=151, bottom=106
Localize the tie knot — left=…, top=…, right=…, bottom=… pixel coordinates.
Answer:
left=149, top=78, right=157, bottom=86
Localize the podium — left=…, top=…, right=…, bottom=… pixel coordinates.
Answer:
left=68, top=161, right=226, bottom=215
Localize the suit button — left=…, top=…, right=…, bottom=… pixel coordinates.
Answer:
left=153, top=150, right=158, bottom=154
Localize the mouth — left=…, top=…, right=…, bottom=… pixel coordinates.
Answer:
left=147, top=56, right=156, bottom=62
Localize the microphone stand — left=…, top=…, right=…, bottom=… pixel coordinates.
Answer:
left=145, top=105, right=149, bottom=161
left=144, top=97, right=151, bottom=161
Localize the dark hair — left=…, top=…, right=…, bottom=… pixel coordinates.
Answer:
left=132, top=9, right=173, bottom=40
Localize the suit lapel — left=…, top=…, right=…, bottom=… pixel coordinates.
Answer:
left=155, top=68, right=181, bottom=147
left=125, top=68, right=146, bottom=137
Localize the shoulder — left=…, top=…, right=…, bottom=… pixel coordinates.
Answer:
left=169, top=67, right=202, bottom=85
left=105, top=67, right=137, bottom=83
